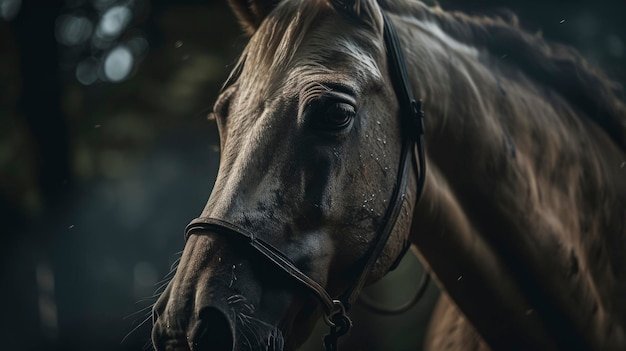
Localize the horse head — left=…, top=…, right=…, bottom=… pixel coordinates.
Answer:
left=151, top=0, right=626, bottom=349
left=152, top=0, right=420, bottom=350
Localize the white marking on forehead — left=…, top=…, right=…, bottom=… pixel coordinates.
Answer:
left=400, top=15, right=479, bottom=58
left=335, top=37, right=383, bottom=81
left=287, top=36, right=383, bottom=88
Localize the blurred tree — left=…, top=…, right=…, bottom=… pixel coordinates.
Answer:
left=14, top=0, right=70, bottom=218
left=4, top=2, right=68, bottom=350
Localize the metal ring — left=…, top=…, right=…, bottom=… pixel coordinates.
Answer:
left=323, top=300, right=347, bottom=327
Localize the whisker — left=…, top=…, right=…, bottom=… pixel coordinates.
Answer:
left=153, top=280, right=171, bottom=295
left=153, top=274, right=173, bottom=288
left=126, top=252, right=181, bottom=348
left=135, top=296, right=159, bottom=303
left=170, top=253, right=183, bottom=268
left=160, top=259, right=181, bottom=282
left=142, top=338, right=154, bottom=351
left=227, top=294, right=247, bottom=304
left=123, top=304, right=154, bottom=320
left=241, top=315, right=264, bottom=346
left=237, top=314, right=253, bottom=349
left=130, top=311, right=153, bottom=329
left=121, top=313, right=153, bottom=344
left=274, top=329, right=285, bottom=350
left=227, top=294, right=255, bottom=314
left=236, top=312, right=284, bottom=350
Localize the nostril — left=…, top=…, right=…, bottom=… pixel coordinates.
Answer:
left=191, top=307, right=234, bottom=351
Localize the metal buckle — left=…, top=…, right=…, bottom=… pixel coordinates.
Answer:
left=323, top=300, right=353, bottom=345
left=323, top=300, right=347, bottom=328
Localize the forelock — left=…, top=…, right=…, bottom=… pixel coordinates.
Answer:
left=234, top=0, right=384, bottom=110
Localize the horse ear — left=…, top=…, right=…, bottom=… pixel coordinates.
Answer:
left=228, top=0, right=281, bottom=35
left=329, top=0, right=384, bottom=32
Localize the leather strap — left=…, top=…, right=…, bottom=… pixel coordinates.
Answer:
left=184, top=12, right=426, bottom=350
left=338, top=11, right=427, bottom=309
left=185, top=218, right=346, bottom=325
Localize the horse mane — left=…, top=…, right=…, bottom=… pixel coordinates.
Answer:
left=379, top=0, right=626, bottom=150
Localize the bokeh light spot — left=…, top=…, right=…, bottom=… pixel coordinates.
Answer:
left=0, top=0, right=20, bottom=20
left=126, top=35, right=149, bottom=57
left=103, top=46, right=133, bottom=82
left=76, top=57, right=99, bottom=85
left=97, top=5, right=131, bottom=39
left=606, top=35, right=624, bottom=58
left=55, top=14, right=93, bottom=46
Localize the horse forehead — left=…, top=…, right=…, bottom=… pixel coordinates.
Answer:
left=231, top=44, right=383, bottom=122
left=292, top=35, right=383, bottom=81
left=249, top=37, right=383, bottom=110
left=233, top=16, right=384, bottom=116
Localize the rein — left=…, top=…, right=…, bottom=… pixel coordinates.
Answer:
left=184, top=12, right=426, bottom=351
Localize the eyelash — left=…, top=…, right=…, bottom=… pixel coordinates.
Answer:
left=306, top=97, right=357, bottom=136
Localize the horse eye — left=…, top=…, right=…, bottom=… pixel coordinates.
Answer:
left=321, top=102, right=355, bottom=130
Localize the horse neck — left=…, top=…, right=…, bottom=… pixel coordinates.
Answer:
left=397, top=14, right=626, bottom=350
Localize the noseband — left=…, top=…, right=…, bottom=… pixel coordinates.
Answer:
left=184, top=12, right=426, bottom=351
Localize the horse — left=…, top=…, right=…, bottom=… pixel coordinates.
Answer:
left=151, top=0, right=626, bottom=350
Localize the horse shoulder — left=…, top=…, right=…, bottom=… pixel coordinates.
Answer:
left=424, top=292, right=491, bottom=351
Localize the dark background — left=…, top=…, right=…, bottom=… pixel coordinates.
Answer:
left=1, top=1, right=624, bottom=350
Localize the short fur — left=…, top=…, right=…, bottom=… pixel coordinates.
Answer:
left=153, top=1, right=626, bottom=350
left=378, top=0, right=626, bottom=150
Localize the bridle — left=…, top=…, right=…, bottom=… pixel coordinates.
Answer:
left=184, top=12, right=426, bottom=351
